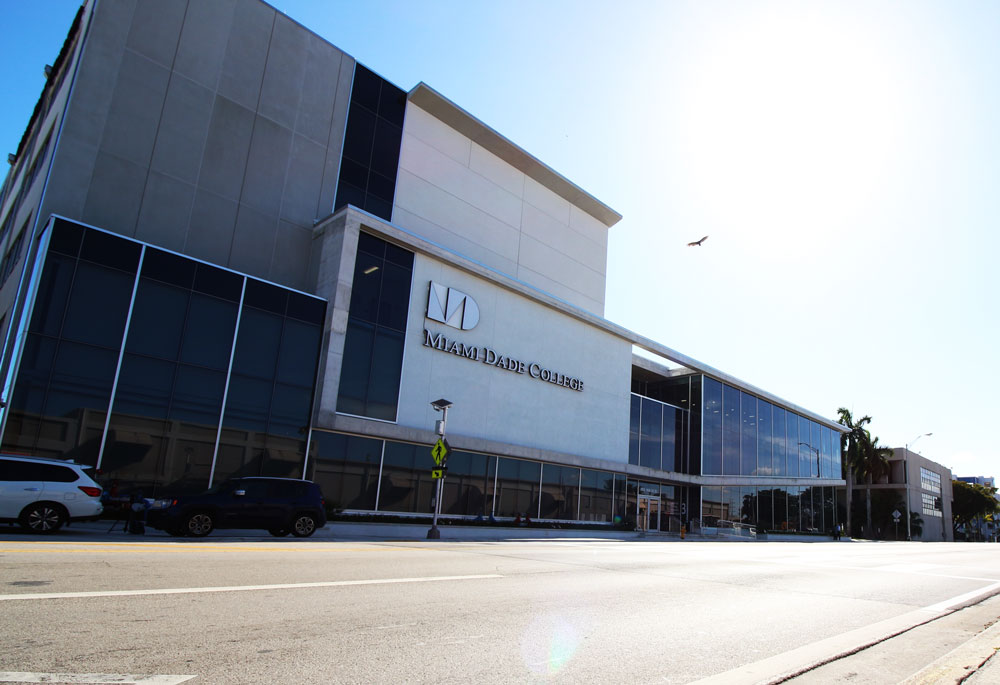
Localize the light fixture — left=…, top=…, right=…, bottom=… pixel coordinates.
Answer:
left=363, top=265, right=379, bottom=275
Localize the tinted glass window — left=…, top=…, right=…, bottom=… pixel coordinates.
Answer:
left=141, top=248, right=196, bottom=289
left=79, top=229, right=141, bottom=272
left=179, top=294, right=238, bottom=369
left=61, top=262, right=134, bottom=348
left=126, top=279, right=187, bottom=359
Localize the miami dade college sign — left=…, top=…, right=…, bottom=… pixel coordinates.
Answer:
left=423, top=281, right=584, bottom=392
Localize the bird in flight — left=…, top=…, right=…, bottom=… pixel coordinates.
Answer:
left=687, top=235, right=709, bottom=247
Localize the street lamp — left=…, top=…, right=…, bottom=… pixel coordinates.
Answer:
left=798, top=442, right=820, bottom=478
left=904, top=432, right=932, bottom=541
left=427, top=398, right=453, bottom=540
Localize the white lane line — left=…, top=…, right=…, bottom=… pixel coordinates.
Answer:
left=0, top=674, right=195, bottom=684
left=0, top=574, right=503, bottom=602
left=921, top=580, right=1000, bottom=613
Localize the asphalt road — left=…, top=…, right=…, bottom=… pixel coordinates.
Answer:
left=1, top=529, right=999, bottom=684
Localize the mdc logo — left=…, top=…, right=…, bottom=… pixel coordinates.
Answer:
left=426, top=281, right=479, bottom=331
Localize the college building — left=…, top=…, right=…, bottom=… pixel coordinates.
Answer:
left=0, top=0, right=846, bottom=534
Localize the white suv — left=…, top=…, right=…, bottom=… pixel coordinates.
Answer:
left=0, top=454, right=104, bottom=533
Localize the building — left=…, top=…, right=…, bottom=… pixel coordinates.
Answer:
left=0, top=0, right=846, bottom=534
left=852, top=448, right=953, bottom=541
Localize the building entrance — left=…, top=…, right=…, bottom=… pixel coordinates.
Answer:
left=638, top=496, right=660, bottom=532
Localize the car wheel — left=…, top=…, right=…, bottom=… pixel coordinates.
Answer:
left=185, top=512, right=214, bottom=537
left=20, top=503, right=66, bottom=534
left=268, top=528, right=289, bottom=537
left=290, top=513, right=318, bottom=538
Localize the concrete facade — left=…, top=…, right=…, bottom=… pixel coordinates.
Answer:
left=40, top=0, right=354, bottom=293
left=854, top=448, right=954, bottom=542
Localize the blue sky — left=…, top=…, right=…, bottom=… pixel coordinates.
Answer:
left=2, top=1, right=998, bottom=477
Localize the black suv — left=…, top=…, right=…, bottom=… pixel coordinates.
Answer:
left=147, top=477, right=326, bottom=538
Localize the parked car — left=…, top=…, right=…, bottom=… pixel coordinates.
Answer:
left=147, top=477, right=326, bottom=538
left=0, top=454, right=104, bottom=533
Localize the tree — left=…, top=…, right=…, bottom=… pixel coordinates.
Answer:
left=837, top=408, right=893, bottom=538
left=952, top=480, right=1000, bottom=540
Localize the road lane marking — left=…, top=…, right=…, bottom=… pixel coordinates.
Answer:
left=0, top=574, right=503, bottom=602
left=921, top=580, right=1000, bottom=613
left=0, top=674, right=195, bottom=684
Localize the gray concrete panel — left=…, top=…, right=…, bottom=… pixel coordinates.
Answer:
left=280, top=134, right=325, bottom=227
left=62, top=0, right=133, bottom=150
left=269, top=220, right=312, bottom=290
left=241, top=115, right=292, bottom=216
left=82, top=152, right=146, bottom=237
left=199, top=96, right=254, bottom=201
left=258, top=14, right=307, bottom=131
left=296, top=34, right=344, bottom=145
left=99, top=50, right=170, bottom=168
left=135, top=171, right=195, bottom=251
left=218, top=0, right=274, bottom=110
left=174, top=0, right=236, bottom=90
left=125, top=0, right=185, bottom=68
left=149, top=74, right=214, bottom=184
left=186, top=189, right=238, bottom=265
left=229, top=203, right=277, bottom=276
left=39, top=137, right=98, bottom=223
left=318, top=56, right=355, bottom=215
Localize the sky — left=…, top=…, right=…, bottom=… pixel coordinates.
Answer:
left=1, top=1, right=998, bottom=477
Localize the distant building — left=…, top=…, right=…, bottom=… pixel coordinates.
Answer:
left=852, top=448, right=953, bottom=541
left=0, top=0, right=846, bottom=533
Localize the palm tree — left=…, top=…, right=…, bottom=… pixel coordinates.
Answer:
left=838, top=408, right=870, bottom=537
left=837, top=408, right=893, bottom=538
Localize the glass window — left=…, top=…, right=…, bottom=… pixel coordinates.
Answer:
left=639, top=397, right=662, bottom=470
left=613, top=473, right=628, bottom=525
left=309, top=432, right=382, bottom=511
left=61, top=261, right=135, bottom=349
left=275, top=319, right=319, bottom=387
left=336, top=234, right=412, bottom=421
left=785, top=411, right=800, bottom=477
left=772, top=407, right=786, bottom=476
left=628, top=394, right=640, bottom=466
left=28, top=254, right=75, bottom=337
left=741, top=392, right=757, bottom=475
left=662, top=404, right=681, bottom=472
left=723, top=385, right=740, bottom=475
left=757, top=401, right=773, bottom=476
left=740, top=486, right=756, bottom=524
left=179, top=293, right=239, bottom=370
left=126, top=279, right=188, bottom=360
left=495, top=458, right=541, bottom=519
left=702, top=486, right=723, bottom=526
left=539, top=464, right=579, bottom=520
left=231, top=308, right=282, bottom=379
left=580, top=469, right=614, bottom=522
left=440, top=451, right=493, bottom=517
left=757, top=487, right=774, bottom=530
left=702, top=378, right=722, bottom=475
left=379, top=440, right=435, bottom=514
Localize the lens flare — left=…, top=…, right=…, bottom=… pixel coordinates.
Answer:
left=520, top=613, right=584, bottom=676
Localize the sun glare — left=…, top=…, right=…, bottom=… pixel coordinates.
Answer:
left=678, top=6, right=905, bottom=255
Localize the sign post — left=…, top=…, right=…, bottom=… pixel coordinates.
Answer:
left=427, top=399, right=452, bottom=539
left=892, top=509, right=901, bottom=540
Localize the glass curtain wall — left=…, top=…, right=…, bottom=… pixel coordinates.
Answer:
left=699, top=376, right=842, bottom=479
left=628, top=393, right=689, bottom=473
left=336, top=232, right=413, bottom=421
left=308, top=431, right=688, bottom=526
left=0, top=219, right=325, bottom=495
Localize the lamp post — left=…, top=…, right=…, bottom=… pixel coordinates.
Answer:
left=904, top=432, right=932, bottom=541
left=798, top=442, right=820, bottom=478
left=427, top=398, right=452, bottom=540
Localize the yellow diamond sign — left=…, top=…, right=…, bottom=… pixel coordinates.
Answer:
left=431, top=438, right=450, bottom=466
